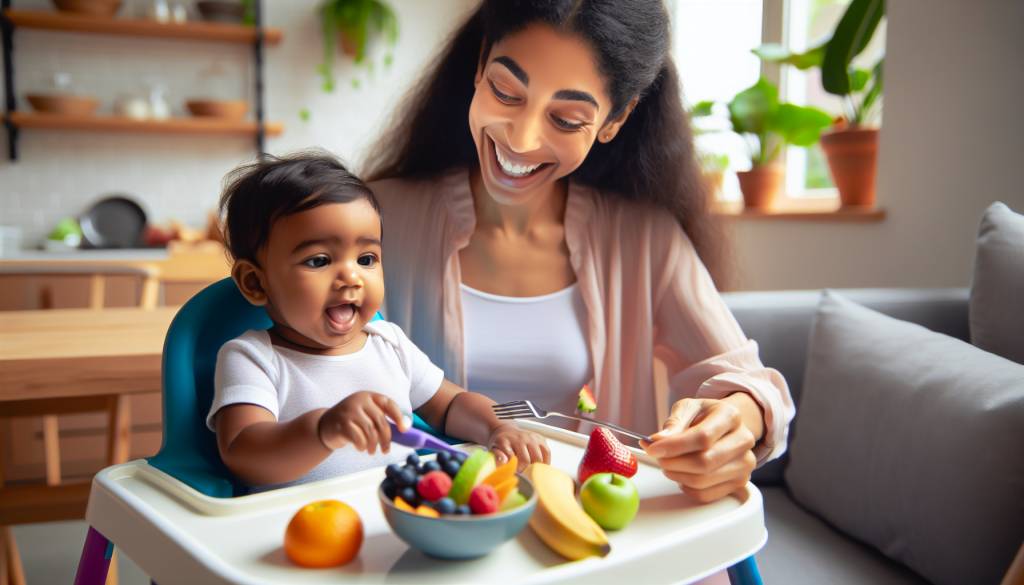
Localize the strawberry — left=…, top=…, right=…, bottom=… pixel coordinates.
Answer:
left=577, top=427, right=638, bottom=486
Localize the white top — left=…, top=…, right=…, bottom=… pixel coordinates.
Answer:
left=208, top=321, right=443, bottom=491
left=461, top=283, right=592, bottom=418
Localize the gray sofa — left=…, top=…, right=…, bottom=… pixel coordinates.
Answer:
left=724, top=287, right=970, bottom=585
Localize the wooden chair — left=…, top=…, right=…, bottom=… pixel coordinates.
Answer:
left=0, top=264, right=160, bottom=585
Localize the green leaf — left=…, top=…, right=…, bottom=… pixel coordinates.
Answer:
left=752, top=42, right=827, bottom=70
left=298, top=108, right=311, bottom=122
left=728, top=78, right=779, bottom=136
left=849, top=67, right=871, bottom=92
left=771, top=104, right=834, bottom=146
left=689, top=100, right=716, bottom=117
left=822, top=0, right=885, bottom=95
left=858, top=58, right=885, bottom=124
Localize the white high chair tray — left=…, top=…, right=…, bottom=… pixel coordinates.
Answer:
left=85, top=421, right=766, bottom=585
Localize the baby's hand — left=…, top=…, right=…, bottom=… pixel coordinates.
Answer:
left=488, top=424, right=551, bottom=471
left=317, top=391, right=407, bottom=454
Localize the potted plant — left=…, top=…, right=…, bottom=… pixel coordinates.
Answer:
left=693, top=79, right=832, bottom=210
left=319, top=0, right=399, bottom=92
left=754, top=0, right=885, bottom=207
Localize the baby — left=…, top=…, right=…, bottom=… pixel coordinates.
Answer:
left=207, top=152, right=549, bottom=491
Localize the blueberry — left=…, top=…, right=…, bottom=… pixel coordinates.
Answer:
left=435, top=497, right=456, bottom=515
left=442, top=461, right=461, bottom=477
left=453, top=451, right=468, bottom=463
left=421, top=460, right=442, bottom=474
left=397, top=467, right=418, bottom=488
left=406, top=452, right=421, bottom=467
left=455, top=504, right=472, bottom=515
left=381, top=477, right=397, bottom=499
left=385, top=463, right=403, bottom=480
left=399, top=486, right=421, bottom=507
left=436, top=451, right=451, bottom=464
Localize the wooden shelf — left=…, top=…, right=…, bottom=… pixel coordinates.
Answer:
left=712, top=198, right=886, bottom=222
left=3, top=9, right=283, bottom=45
left=8, top=112, right=283, bottom=137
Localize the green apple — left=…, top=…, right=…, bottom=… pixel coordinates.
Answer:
left=449, top=450, right=495, bottom=505
left=579, top=472, right=639, bottom=530
left=48, top=217, right=81, bottom=241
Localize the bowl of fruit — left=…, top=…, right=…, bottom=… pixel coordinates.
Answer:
left=379, top=449, right=536, bottom=559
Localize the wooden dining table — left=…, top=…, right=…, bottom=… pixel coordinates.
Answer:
left=0, top=306, right=178, bottom=403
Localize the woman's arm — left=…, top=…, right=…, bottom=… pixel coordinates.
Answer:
left=416, top=379, right=550, bottom=469
left=644, top=214, right=794, bottom=501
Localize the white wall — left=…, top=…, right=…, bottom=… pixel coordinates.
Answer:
left=0, top=0, right=475, bottom=246
left=728, top=0, right=1024, bottom=291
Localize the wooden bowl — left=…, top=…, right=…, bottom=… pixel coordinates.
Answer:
left=26, top=93, right=100, bottom=116
left=185, top=99, right=248, bottom=120
left=52, top=0, right=122, bottom=17
left=195, top=0, right=245, bottom=23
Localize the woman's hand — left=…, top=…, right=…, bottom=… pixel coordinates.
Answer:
left=641, top=396, right=758, bottom=504
left=318, top=391, right=407, bottom=454
left=488, top=423, right=551, bottom=471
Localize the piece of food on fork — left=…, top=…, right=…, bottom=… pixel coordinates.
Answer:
left=491, top=399, right=651, bottom=443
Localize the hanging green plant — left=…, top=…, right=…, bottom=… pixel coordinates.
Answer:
left=319, top=0, right=399, bottom=92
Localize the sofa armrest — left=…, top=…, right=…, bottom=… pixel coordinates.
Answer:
left=722, top=287, right=969, bottom=485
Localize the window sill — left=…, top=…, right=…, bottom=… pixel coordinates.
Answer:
left=711, top=198, right=886, bottom=222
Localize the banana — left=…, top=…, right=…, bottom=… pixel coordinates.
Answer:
left=524, top=463, right=611, bottom=560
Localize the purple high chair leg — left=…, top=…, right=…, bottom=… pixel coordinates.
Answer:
left=74, top=526, right=113, bottom=585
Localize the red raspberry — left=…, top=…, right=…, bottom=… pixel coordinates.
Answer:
left=416, top=470, right=452, bottom=502
left=468, top=484, right=500, bottom=515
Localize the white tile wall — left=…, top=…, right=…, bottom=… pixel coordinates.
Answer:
left=0, top=0, right=475, bottom=247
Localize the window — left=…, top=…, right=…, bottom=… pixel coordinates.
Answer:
left=672, top=0, right=764, bottom=201
left=780, top=0, right=886, bottom=197
left=671, top=0, right=886, bottom=201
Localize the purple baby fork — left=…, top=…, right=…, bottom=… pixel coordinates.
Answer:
left=388, top=420, right=464, bottom=456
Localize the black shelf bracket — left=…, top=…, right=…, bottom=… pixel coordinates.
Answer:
left=2, top=0, right=18, bottom=161
left=253, top=0, right=266, bottom=158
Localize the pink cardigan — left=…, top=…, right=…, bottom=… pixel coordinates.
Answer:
left=370, top=170, right=794, bottom=464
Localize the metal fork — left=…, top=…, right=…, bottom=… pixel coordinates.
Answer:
left=491, top=400, right=651, bottom=442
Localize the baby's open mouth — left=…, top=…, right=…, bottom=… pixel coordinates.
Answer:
left=325, top=303, right=359, bottom=331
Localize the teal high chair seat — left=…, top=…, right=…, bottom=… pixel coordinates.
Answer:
left=146, top=277, right=273, bottom=497
left=146, top=277, right=442, bottom=498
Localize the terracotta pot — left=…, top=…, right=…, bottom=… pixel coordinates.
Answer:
left=338, top=29, right=360, bottom=58
left=820, top=127, right=879, bottom=208
left=701, top=170, right=725, bottom=201
left=736, top=165, right=784, bottom=210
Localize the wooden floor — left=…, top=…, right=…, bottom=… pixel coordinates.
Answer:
left=9, top=521, right=147, bottom=584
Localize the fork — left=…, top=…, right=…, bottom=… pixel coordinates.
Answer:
left=491, top=400, right=652, bottom=442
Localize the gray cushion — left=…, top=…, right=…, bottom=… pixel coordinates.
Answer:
left=785, top=291, right=1024, bottom=585
left=725, top=288, right=969, bottom=486
left=970, top=201, right=1024, bottom=364
left=757, top=487, right=928, bottom=585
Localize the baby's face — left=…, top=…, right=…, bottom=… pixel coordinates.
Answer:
left=257, top=199, right=384, bottom=355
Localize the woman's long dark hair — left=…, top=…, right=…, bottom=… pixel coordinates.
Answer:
left=364, top=0, right=730, bottom=287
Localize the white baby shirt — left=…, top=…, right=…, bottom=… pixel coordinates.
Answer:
left=207, top=320, right=444, bottom=491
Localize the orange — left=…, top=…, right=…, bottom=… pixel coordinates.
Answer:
left=284, top=499, right=363, bottom=568
left=483, top=455, right=518, bottom=487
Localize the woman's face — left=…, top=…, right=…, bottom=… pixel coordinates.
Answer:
left=468, top=24, right=628, bottom=206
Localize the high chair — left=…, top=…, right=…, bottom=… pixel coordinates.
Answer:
left=73, top=277, right=764, bottom=585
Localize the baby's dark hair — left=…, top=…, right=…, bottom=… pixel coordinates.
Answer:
left=219, top=151, right=380, bottom=264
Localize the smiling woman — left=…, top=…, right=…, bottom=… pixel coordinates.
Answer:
left=362, top=0, right=795, bottom=522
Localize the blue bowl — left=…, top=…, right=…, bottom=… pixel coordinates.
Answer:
left=378, top=473, right=537, bottom=559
